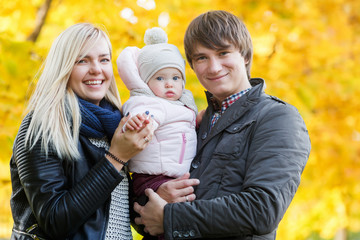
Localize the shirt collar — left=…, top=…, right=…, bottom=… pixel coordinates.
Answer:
left=211, top=87, right=252, bottom=114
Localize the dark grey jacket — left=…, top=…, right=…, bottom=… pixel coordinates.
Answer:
left=163, top=78, right=311, bottom=240
left=10, top=114, right=126, bottom=239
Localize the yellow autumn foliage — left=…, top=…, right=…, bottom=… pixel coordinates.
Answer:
left=1, top=0, right=359, bottom=239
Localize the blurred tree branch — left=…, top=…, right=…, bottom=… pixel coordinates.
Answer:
left=27, top=0, right=52, bottom=42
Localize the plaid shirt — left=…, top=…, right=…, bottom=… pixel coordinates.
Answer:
left=210, top=88, right=252, bottom=129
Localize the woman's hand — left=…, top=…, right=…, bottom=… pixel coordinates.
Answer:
left=156, top=173, right=200, bottom=203
left=107, top=113, right=153, bottom=170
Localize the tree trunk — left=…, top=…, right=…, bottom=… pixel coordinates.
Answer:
left=334, top=228, right=347, bottom=240
left=27, top=0, right=53, bottom=42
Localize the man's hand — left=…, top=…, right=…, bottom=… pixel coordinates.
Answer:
left=157, top=173, right=200, bottom=203
left=134, top=189, right=167, bottom=236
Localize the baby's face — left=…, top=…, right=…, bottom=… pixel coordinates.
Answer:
left=147, top=67, right=184, bottom=101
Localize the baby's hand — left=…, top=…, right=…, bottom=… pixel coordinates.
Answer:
left=122, top=111, right=151, bottom=132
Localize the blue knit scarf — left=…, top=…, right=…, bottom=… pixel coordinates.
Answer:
left=78, top=98, right=122, bottom=140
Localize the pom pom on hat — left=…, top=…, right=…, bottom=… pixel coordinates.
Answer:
left=144, top=27, right=168, bottom=45
left=138, top=27, right=186, bottom=84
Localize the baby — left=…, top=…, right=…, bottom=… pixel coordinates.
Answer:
left=117, top=27, right=198, bottom=199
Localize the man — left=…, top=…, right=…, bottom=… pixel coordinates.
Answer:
left=134, top=10, right=311, bottom=240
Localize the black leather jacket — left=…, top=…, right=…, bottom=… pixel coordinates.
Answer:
left=10, top=114, right=127, bottom=239
left=163, top=79, right=311, bottom=240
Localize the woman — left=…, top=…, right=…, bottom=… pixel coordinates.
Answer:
left=9, top=23, right=153, bottom=239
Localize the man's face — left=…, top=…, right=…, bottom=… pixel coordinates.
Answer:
left=191, top=43, right=250, bottom=103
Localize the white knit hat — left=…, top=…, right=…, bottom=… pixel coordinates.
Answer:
left=138, top=27, right=186, bottom=84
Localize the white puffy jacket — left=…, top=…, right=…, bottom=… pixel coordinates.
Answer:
left=117, top=47, right=197, bottom=178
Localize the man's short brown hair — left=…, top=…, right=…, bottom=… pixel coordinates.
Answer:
left=184, top=10, right=253, bottom=79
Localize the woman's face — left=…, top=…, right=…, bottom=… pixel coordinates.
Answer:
left=68, top=37, right=113, bottom=105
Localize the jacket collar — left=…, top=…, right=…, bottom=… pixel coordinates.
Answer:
left=198, top=78, right=265, bottom=150
left=204, top=78, right=266, bottom=109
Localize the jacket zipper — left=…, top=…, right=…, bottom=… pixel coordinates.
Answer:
left=179, top=133, right=187, bottom=164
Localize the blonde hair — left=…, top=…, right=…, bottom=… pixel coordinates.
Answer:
left=25, top=23, right=121, bottom=161
left=184, top=10, right=253, bottom=79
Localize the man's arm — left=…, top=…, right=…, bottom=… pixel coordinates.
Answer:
left=136, top=102, right=310, bottom=239
left=162, top=103, right=310, bottom=239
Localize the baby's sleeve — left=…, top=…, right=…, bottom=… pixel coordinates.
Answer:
left=116, top=47, right=149, bottom=91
